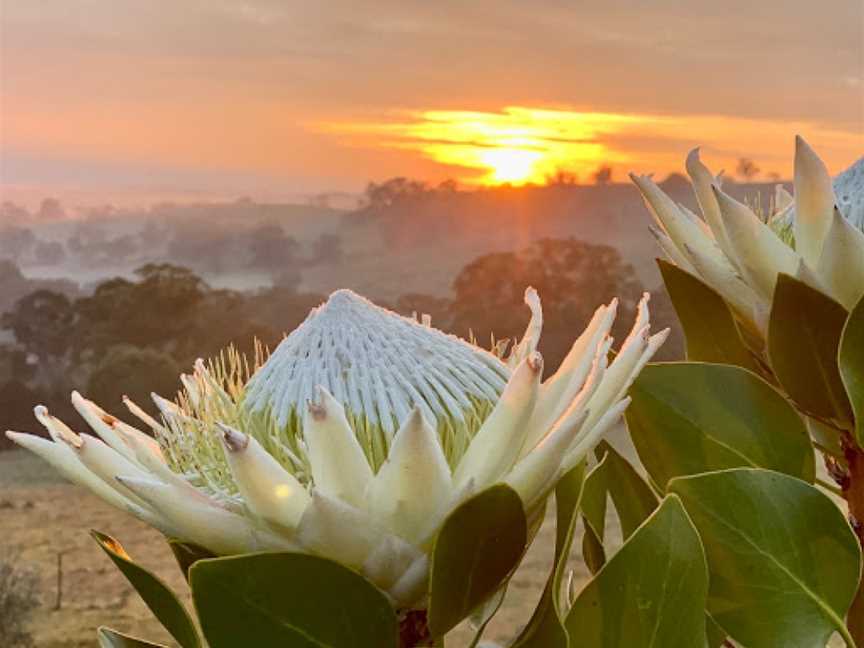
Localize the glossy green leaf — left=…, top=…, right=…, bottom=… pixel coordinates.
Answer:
left=580, top=457, right=609, bottom=574
left=512, top=462, right=586, bottom=648
left=769, top=273, right=852, bottom=423
left=840, top=293, right=864, bottom=445
left=659, top=259, right=758, bottom=370
left=670, top=468, right=861, bottom=648
left=191, top=552, right=398, bottom=648
left=92, top=531, right=201, bottom=648
left=428, top=484, right=528, bottom=637
left=627, top=362, right=816, bottom=489
left=97, top=627, right=167, bottom=648
left=595, top=441, right=658, bottom=539
left=581, top=524, right=606, bottom=575
left=565, top=496, right=708, bottom=647
left=169, top=540, right=216, bottom=583
left=705, top=615, right=727, bottom=648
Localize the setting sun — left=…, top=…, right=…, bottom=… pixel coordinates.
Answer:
left=318, top=106, right=861, bottom=188
left=479, top=148, right=543, bottom=183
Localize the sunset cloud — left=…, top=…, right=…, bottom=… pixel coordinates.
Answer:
left=1, top=0, right=861, bottom=204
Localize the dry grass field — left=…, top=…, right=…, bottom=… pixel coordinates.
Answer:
left=0, top=448, right=615, bottom=647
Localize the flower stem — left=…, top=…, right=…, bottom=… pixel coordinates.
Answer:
left=843, top=436, right=864, bottom=646
left=399, top=609, right=433, bottom=647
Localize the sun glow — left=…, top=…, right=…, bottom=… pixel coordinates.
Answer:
left=322, top=107, right=639, bottom=185
left=318, top=107, right=864, bottom=187
left=479, top=148, right=543, bottom=183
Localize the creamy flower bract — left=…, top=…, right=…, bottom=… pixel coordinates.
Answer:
left=7, top=288, right=666, bottom=609
left=632, top=137, right=864, bottom=334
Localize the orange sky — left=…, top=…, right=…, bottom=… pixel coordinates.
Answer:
left=1, top=1, right=862, bottom=206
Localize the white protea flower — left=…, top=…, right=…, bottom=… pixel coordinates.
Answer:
left=632, top=137, right=864, bottom=333
left=6, top=288, right=666, bottom=609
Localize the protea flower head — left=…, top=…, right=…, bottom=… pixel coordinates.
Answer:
left=6, top=288, right=666, bottom=609
left=631, top=137, right=864, bottom=332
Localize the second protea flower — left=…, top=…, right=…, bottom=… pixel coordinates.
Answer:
left=632, top=137, right=864, bottom=334
left=7, top=288, right=665, bottom=610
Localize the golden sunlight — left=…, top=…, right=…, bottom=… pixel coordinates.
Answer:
left=322, top=107, right=640, bottom=185
left=318, top=107, right=863, bottom=187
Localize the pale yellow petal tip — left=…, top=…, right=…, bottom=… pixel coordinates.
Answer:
left=5, top=430, right=24, bottom=443
left=307, top=392, right=328, bottom=422
left=216, top=422, right=249, bottom=453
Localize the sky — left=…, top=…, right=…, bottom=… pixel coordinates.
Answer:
left=1, top=0, right=862, bottom=207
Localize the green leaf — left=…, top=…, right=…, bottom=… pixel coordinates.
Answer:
left=565, top=496, right=709, bottom=647
left=840, top=293, right=864, bottom=445
left=191, top=552, right=398, bottom=648
left=580, top=457, right=609, bottom=574
left=595, top=441, right=658, bottom=539
left=168, top=540, right=216, bottom=582
left=581, top=524, right=606, bottom=575
left=769, top=273, right=852, bottom=423
left=627, top=362, right=816, bottom=489
left=428, top=484, right=528, bottom=637
left=705, top=615, right=727, bottom=648
left=97, top=627, right=167, bottom=648
left=670, top=468, right=862, bottom=648
left=512, top=462, right=586, bottom=648
left=658, top=259, right=758, bottom=370
left=92, top=531, right=201, bottom=648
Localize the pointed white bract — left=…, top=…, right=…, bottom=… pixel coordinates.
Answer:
left=634, top=139, right=864, bottom=336
left=6, top=287, right=663, bottom=607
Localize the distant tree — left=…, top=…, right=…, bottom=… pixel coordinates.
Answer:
left=451, top=238, right=644, bottom=371
left=310, top=233, right=343, bottom=266
left=246, top=224, right=300, bottom=271
left=36, top=198, right=66, bottom=220
left=437, top=179, right=460, bottom=193
left=736, top=158, right=760, bottom=181
left=86, top=345, right=180, bottom=416
left=2, top=290, right=75, bottom=360
left=592, top=166, right=613, bottom=185
left=1, top=290, right=76, bottom=394
left=33, top=240, right=66, bottom=266
left=0, top=226, right=37, bottom=261
left=74, top=264, right=207, bottom=359
left=364, top=178, right=429, bottom=209
left=0, top=201, right=30, bottom=223
left=246, top=288, right=325, bottom=342
left=394, top=294, right=453, bottom=329
left=548, top=170, right=578, bottom=186
left=166, top=222, right=238, bottom=273
left=0, top=380, right=40, bottom=449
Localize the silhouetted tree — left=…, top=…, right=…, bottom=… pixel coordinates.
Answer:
left=364, top=178, right=429, bottom=209
left=1, top=290, right=76, bottom=395
left=736, top=158, right=760, bottom=181
left=450, top=238, right=644, bottom=371
left=86, top=345, right=180, bottom=416
left=592, top=166, right=613, bottom=185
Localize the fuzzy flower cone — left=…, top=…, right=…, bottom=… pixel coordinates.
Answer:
left=7, top=288, right=666, bottom=611
left=631, top=137, right=864, bottom=334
